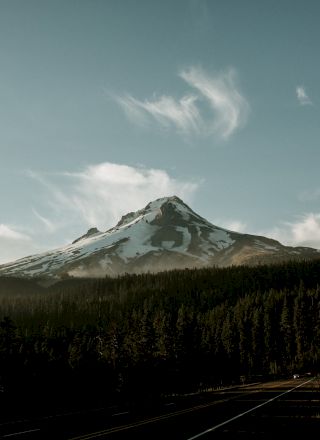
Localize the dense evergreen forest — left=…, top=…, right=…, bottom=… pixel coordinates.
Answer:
left=1, top=260, right=320, bottom=417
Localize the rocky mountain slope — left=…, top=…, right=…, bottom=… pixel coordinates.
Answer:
left=0, top=196, right=319, bottom=279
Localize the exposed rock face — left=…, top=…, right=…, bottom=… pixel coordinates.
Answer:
left=72, top=227, right=101, bottom=244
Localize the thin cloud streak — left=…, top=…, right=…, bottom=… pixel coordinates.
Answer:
left=0, top=224, right=31, bottom=241
left=32, top=209, right=58, bottom=233
left=180, top=67, right=249, bottom=138
left=117, top=94, right=202, bottom=135
left=0, top=225, right=35, bottom=264
left=116, top=66, right=249, bottom=139
left=296, top=86, right=312, bottom=106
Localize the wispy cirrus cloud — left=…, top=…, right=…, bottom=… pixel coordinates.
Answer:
left=32, top=208, right=58, bottom=233
left=115, top=66, right=249, bottom=139
left=180, top=67, right=249, bottom=138
left=0, top=224, right=35, bottom=264
left=117, top=94, right=202, bottom=135
left=28, top=162, right=200, bottom=231
left=296, top=86, right=312, bottom=106
left=0, top=224, right=30, bottom=241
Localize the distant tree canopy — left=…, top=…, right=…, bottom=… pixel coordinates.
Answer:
left=0, top=259, right=320, bottom=413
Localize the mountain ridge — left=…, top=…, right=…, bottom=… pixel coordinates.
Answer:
left=0, top=196, right=319, bottom=279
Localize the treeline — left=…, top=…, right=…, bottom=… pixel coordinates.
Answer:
left=0, top=260, right=320, bottom=414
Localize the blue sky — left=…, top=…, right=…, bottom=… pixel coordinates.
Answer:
left=0, top=0, right=320, bottom=263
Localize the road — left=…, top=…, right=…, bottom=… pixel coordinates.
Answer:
left=1, top=377, right=320, bottom=439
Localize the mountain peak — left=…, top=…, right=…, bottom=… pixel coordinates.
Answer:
left=143, top=195, right=185, bottom=210
left=115, top=195, right=188, bottom=229
left=155, top=195, right=184, bottom=204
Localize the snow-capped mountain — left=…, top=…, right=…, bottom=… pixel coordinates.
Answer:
left=0, top=196, right=319, bottom=279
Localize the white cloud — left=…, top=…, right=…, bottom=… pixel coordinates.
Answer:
left=116, top=66, right=249, bottom=139
left=0, top=224, right=30, bottom=241
left=224, top=220, right=247, bottom=233
left=296, top=86, right=312, bottom=106
left=208, top=212, right=320, bottom=249
left=289, top=213, right=320, bottom=247
left=0, top=225, right=36, bottom=264
left=258, top=213, right=320, bottom=249
left=211, top=218, right=248, bottom=233
left=29, top=162, right=200, bottom=231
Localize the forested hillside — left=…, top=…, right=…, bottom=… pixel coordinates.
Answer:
left=1, top=260, right=320, bottom=416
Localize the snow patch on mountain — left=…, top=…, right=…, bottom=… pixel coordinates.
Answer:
left=210, top=229, right=235, bottom=249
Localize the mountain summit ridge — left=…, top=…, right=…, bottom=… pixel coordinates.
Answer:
left=0, top=196, right=319, bottom=279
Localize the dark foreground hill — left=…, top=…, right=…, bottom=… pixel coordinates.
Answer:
left=0, top=259, right=320, bottom=421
